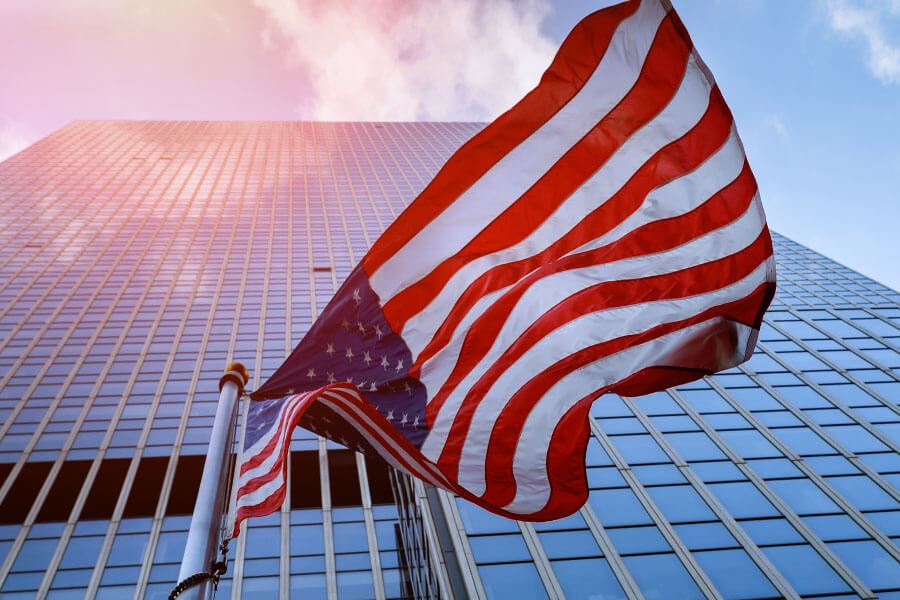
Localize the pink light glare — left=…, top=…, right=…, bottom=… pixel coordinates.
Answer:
left=0, top=0, right=557, bottom=161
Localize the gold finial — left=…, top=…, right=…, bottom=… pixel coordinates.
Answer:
left=219, top=362, right=250, bottom=394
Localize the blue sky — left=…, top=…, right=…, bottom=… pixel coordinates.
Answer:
left=547, top=1, right=900, bottom=292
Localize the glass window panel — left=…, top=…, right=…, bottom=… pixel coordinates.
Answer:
left=664, top=432, right=727, bottom=462
left=538, top=530, right=602, bottom=559
left=771, top=428, right=837, bottom=456
left=589, top=489, right=653, bottom=528
left=739, top=518, right=804, bottom=546
left=609, top=435, right=669, bottom=465
left=479, top=562, right=549, bottom=600
left=290, top=575, right=328, bottom=600
left=59, top=536, right=103, bottom=569
left=551, top=558, right=626, bottom=600
left=673, top=523, right=738, bottom=551
left=622, top=553, right=704, bottom=600
left=829, top=540, right=900, bottom=591
left=728, top=388, right=783, bottom=411
left=766, top=479, right=840, bottom=515
left=864, top=511, right=900, bottom=536
left=332, top=523, right=369, bottom=554
left=777, top=387, right=830, bottom=409
left=822, top=425, right=890, bottom=453
left=456, top=500, right=520, bottom=535
left=607, top=526, right=670, bottom=555
left=646, top=486, right=716, bottom=523
left=245, top=526, right=280, bottom=558
left=632, top=464, right=686, bottom=486
left=105, top=534, right=148, bottom=567
left=11, top=538, right=58, bottom=573
left=802, top=515, right=867, bottom=541
left=680, top=390, right=732, bottom=414
left=689, top=461, right=746, bottom=483
left=291, top=524, right=325, bottom=556
left=469, top=534, right=531, bottom=564
left=153, top=531, right=186, bottom=564
left=707, top=482, right=780, bottom=519
left=825, top=475, right=899, bottom=511
left=632, top=392, right=682, bottom=416
left=693, top=549, right=778, bottom=599
left=718, top=430, right=782, bottom=459
left=803, top=455, right=860, bottom=476
left=762, top=545, right=850, bottom=595
left=242, top=576, right=279, bottom=599
left=587, top=467, right=627, bottom=489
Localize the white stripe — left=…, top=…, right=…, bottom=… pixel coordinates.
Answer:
left=505, top=319, right=755, bottom=514
left=414, top=100, right=743, bottom=407
left=241, top=394, right=302, bottom=461
left=317, top=394, right=446, bottom=489
left=401, top=55, right=713, bottom=360
left=237, top=387, right=357, bottom=503
left=420, top=197, right=766, bottom=462
left=236, top=470, right=286, bottom=511
left=239, top=393, right=313, bottom=485
left=369, top=0, right=669, bottom=302
left=317, top=388, right=450, bottom=487
left=456, top=261, right=769, bottom=497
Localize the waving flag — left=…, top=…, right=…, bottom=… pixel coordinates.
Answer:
left=231, top=0, right=776, bottom=536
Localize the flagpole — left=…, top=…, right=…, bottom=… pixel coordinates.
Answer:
left=173, top=362, right=249, bottom=600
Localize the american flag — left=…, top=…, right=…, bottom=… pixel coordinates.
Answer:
left=231, top=0, right=776, bottom=536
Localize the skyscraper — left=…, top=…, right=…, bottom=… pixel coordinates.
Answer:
left=0, top=121, right=899, bottom=599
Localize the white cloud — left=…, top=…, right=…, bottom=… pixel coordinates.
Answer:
left=826, top=0, right=900, bottom=84
left=763, top=114, right=790, bottom=143
left=253, top=0, right=556, bottom=121
left=0, top=121, right=33, bottom=163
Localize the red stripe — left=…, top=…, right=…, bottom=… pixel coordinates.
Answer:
left=480, top=281, right=774, bottom=507
left=438, top=225, right=772, bottom=478
left=239, top=392, right=313, bottom=476
left=383, top=11, right=692, bottom=331
left=318, top=390, right=452, bottom=488
left=420, top=86, right=735, bottom=420
left=361, top=0, right=641, bottom=276
left=232, top=481, right=288, bottom=538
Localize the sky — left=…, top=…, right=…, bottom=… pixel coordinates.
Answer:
left=2, top=0, right=899, bottom=292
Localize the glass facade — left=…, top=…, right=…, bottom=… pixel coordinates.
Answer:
left=0, top=120, right=899, bottom=599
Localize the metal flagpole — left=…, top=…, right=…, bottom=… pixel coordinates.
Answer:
left=171, top=362, right=249, bottom=600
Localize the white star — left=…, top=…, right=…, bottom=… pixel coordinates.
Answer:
left=326, top=343, right=335, bottom=356
left=395, top=359, right=404, bottom=374
left=345, top=346, right=354, bottom=361
left=400, top=413, right=408, bottom=426
left=374, top=324, right=383, bottom=339
left=363, top=351, right=372, bottom=366
left=306, top=368, right=316, bottom=379
left=346, top=376, right=353, bottom=385
left=412, top=415, right=420, bottom=428
left=380, top=355, right=389, bottom=370
left=368, top=382, right=378, bottom=392
left=341, top=318, right=351, bottom=330
left=358, top=380, right=367, bottom=390
left=357, top=321, right=366, bottom=334
left=352, top=288, right=361, bottom=303
left=327, top=371, right=336, bottom=384
left=386, top=409, right=395, bottom=421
